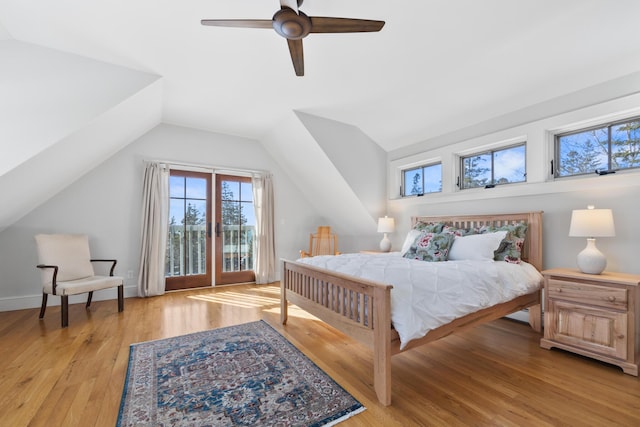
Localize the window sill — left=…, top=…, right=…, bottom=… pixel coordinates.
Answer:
left=389, top=171, right=640, bottom=205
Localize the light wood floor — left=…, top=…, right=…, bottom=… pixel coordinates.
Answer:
left=1, top=284, right=640, bottom=426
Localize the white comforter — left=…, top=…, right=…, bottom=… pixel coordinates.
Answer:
left=297, top=252, right=543, bottom=350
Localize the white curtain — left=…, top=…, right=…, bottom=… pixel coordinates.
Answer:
left=138, top=162, right=169, bottom=297
left=252, top=173, right=276, bottom=284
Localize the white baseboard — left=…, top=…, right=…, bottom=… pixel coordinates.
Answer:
left=0, top=285, right=139, bottom=312
left=504, top=307, right=545, bottom=326
left=504, top=309, right=530, bottom=323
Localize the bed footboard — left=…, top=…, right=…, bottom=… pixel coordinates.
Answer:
left=281, top=259, right=394, bottom=405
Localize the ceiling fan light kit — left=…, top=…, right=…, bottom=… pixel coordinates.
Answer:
left=201, top=0, right=385, bottom=76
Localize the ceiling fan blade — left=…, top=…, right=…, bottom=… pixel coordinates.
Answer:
left=287, top=39, right=304, bottom=76
left=309, top=17, right=385, bottom=33
left=280, top=0, right=299, bottom=14
left=201, top=19, right=273, bottom=29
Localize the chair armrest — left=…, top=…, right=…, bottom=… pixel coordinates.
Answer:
left=91, top=259, right=118, bottom=276
left=37, top=264, right=59, bottom=295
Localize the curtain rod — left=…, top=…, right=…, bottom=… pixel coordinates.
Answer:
left=145, top=159, right=269, bottom=175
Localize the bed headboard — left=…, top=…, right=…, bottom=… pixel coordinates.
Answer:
left=411, top=211, right=543, bottom=271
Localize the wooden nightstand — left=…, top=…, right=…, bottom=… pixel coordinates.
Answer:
left=540, top=268, right=640, bottom=376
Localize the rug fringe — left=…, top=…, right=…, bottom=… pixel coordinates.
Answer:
left=323, top=406, right=366, bottom=427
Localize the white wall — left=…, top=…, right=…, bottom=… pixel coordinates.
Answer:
left=0, top=21, right=10, bottom=40
left=0, top=124, right=320, bottom=311
left=387, top=93, right=640, bottom=274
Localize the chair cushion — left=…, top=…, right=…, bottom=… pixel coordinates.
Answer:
left=44, top=275, right=124, bottom=296
left=35, top=234, right=95, bottom=281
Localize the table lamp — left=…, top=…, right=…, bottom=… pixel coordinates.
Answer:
left=377, top=216, right=395, bottom=252
left=568, top=205, right=615, bottom=274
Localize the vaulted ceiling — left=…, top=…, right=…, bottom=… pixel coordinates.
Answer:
left=2, top=1, right=640, bottom=235
left=3, top=0, right=640, bottom=153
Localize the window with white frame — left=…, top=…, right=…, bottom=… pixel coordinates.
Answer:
left=401, top=162, right=442, bottom=196
left=554, top=117, right=640, bottom=178
left=459, top=143, right=526, bottom=189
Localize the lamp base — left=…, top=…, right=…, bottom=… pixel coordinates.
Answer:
left=576, top=238, right=606, bottom=275
left=379, top=234, right=391, bottom=252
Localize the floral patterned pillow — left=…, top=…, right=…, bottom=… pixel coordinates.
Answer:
left=481, top=223, right=528, bottom=263
left=403, top=230, right=455, bottom=262
left=413, top=221, right=445, bottom=233
left=441, top=224, right=479, bottom=237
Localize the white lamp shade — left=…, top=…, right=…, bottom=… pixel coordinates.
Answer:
left=377, top=216, right=395, bottom=233
left=569, top=208, right=615, bottom=237
left=569, top=206, right=615, bottom=275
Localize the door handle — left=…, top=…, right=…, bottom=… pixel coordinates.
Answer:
left=207, top=222, right=212, bottom=238
left=215, top=222, right=220, bottom=237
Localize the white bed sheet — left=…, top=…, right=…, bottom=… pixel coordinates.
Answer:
left=297, top=252, right=543, bottom=350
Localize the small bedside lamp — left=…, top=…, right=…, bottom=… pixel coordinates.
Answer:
left=569, top=205, right=615, bottom=274
left=377, top=216, right=395, bottom=252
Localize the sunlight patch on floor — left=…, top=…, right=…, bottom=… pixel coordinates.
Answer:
left=185, top=285, right=317, bottom=320
left=188, top=291, right=280, bottom=308
left=264, top=305, right=320, bottom=320
left=246, top=286, right=281, bottom=296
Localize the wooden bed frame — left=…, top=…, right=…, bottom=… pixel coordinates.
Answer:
left=280, top=212, right=543, bottom=406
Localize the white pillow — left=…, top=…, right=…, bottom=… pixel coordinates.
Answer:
left=400, top=229, right=421, bottom=256
left=448, top=230, right=507, bottom=261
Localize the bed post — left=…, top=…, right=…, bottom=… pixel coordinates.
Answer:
left=528, top=298, right=542, bottom=332
left=281, top=261, right=288, bottom=325
left=373, top=284, right=392, bottom=406
left=526, top=211, right=543, bottom=333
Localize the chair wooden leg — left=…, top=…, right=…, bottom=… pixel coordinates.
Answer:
left=39, top=293, right=48, bottom=319
left=61, top=295, right=69, bottom=328
left=117, top=285, right=124, bottom=312
left=86, top=291, right=93, bottom=309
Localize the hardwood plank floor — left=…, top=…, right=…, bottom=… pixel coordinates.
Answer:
left=1, top=284, right=639, bottom=426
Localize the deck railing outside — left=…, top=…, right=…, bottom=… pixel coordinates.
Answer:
left=166, top=224, right=255, bottom=276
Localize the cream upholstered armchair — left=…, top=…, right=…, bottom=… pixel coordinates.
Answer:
left=35, top=234, right=124, bottom=327
left=300, top=226, right=341, bottom=258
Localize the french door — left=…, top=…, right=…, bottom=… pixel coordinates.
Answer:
left=165, top=170, right=212, bottom=291
left=215, top=174, right=256, bottom=284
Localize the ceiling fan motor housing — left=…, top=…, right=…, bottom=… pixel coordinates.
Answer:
left=273, top=8, right=311, bottom=40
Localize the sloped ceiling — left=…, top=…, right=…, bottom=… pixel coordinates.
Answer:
left=2, top=0, right=640, bottom=152
left=261, top=111, right=386, bottom=236
left=0, top=41, right=160, bottom=177
left=0, top=41, right=162, bottom=231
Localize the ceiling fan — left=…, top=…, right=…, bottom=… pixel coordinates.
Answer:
left=201, top=0, right=385, bottom=76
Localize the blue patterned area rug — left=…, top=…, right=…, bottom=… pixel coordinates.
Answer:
left=117, top=320, right=365, bottom=426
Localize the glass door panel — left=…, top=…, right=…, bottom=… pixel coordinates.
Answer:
left=215, top=174, right=256, bottom=284
left=166, top=170, right=212, bottom=291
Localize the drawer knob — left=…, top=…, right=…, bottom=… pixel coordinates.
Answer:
left=618, top=334, right=625, bottom=339
left=608, top=296, right=616, bottom=302
left=556, top=288, right=562, bottom=293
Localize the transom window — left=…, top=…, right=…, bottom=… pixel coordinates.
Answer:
left=555, top=117, right=640, bottom=178
left=459, top=143, right=526, bottom=189
left=402, top=163, right=442, bottom=197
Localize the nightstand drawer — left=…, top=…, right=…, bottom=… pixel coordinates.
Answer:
left=548, top=279, right=628, bottom=310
